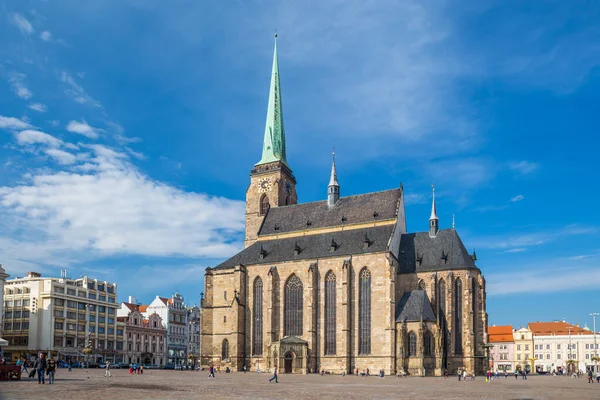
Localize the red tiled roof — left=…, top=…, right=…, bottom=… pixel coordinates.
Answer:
left=529, top=321, right=592, bottom=336
left=122, top=302, right=137, bottom=311
left=488, top=325, right=514, bottom=343
left=158, top=297, right=169, bottom=305
left=139, top=305, right=148, bottom=313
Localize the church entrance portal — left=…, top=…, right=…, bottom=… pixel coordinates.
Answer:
left=284, top=352, right=294, bottom=374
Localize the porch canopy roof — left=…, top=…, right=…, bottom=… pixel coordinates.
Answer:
left=0, top=337, right=8, bottom=347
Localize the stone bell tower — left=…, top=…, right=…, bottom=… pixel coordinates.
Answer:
left=245, top=35, right=297, bottom=248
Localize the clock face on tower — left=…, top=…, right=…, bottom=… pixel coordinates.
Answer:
left=258, top=177, right=272, bottom=193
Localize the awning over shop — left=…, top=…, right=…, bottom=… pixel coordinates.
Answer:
left=57, top=350, right=83, bottom=357
left=0, top=337, right=8, bottom=347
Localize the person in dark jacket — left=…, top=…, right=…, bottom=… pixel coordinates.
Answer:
left=33, top=353, right=47, bottom=384
left=47, top=357, right=56, bottom=384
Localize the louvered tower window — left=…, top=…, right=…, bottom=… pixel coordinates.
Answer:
left=358, top=268, right=371, bottom=355
left=284, top=275, right=303, bottom=336
left=252, top=277, right=263, bottom=356
left=324, top=271, right=336, bottom=355
left=454, top=278, right=463, bottom=355
left=260, top=195, right=270, bottom=215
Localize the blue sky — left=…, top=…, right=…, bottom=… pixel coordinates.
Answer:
left=1, top=1, right=599, bottom=330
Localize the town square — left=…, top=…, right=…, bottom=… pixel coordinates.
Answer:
left=1, top=1, right=599, bottom=399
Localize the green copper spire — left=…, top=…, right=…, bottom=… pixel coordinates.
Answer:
left=256, top=34, right=288, bottom=167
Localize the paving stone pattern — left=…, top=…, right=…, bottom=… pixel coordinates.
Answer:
left=1, top=369, right=599, bottom=400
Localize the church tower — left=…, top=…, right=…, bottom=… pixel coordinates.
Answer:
left=245, top=35, right=297, bottom=247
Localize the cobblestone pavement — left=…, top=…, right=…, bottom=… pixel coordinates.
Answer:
left=1, top=370, right=599, bottom=400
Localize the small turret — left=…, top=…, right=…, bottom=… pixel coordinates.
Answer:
left=328, top=151, right=340, bottom=207
left=429, top=184, right=439, bottom=238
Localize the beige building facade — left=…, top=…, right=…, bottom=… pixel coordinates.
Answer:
left=200, top=38, right=488, bottom=376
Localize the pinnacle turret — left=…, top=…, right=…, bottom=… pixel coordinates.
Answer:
left=328, top=150, right=340, bottom=207
left=429, top=184, right=439, bottom=238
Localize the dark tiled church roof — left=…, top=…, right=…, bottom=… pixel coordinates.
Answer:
left=396, top=229, right=478, bottom=274
left=395, top=290, right=436, bottom=322
left=258, top=188, right=401, bottom=236
left=214, top=225, right=395, bottom=270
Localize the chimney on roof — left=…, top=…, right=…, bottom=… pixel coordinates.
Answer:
left=128, top=296, right=136, bottom=304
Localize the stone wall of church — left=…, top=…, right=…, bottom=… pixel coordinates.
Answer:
left=396, top=269, right=488, bottom=375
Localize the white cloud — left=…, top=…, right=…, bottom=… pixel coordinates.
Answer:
left=28, top=103, right=48, bottom=113
left=404, top=193, right=426, bottom=205
left=40, top=31, right=52, bottom=41
left=467, top=225, right=596, bottom=250
left=48, top=120, right=60, bottom=127
left=125, top=147, right=145, bottom=160
left=509, top=161, right=540, bottom=176
left=9, top=73, right=33, bottom=100
left=510, top=194, right=524, bottom=202
left=488, top=264, right=600, bottom=296
left=66, top=120, right=98, bottom=139
left=44, top=149, right=77, bottom=165
left=0, top=145, right=245, bottom=262
left=504, top=248, right=526, bottom=253
left=15, top=130, right=62, bottom=148
left=0, top=116, right=32, bottom=131
left=11, top=13, right=34, bottom=35
left=59, top=71, right=101, bottom=107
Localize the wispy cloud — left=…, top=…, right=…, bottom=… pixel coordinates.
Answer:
left=0, top=116, right=32, bottom=131
left=40, top=31, right=52, bottom=42
left=28, top=103, right=47, bottom=113
left=468, top=225, right=596, bottom=250
left=9, top=73, right=33, bottom=100
left=504, top=248, right=526, bottom=253
left=11, top=13, right=34, bottom=35
left=15, top=129, right=62, bottom=147
left=488, top=263, right=600, bottom=296
left=44, top=148, right=77, bottom=165
left=509, top=161, right=539, bottom=176
left=59, top=71, right=101, bottom=107
left=66, top=120, right=98, bottom=139
left=510, top=194, right=524, bottom=202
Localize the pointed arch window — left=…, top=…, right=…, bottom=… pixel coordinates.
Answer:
left=222, top=339, right=229, bottom=360
left=472, top=277, right=478, bottom=352
left=252, top=277, right=263, bottom=356
left=358, top=268, right=371, bottom=355
left=324, top=271, right=336, bottom=355
left=424, top=331, right=433, bottom=356
left=284, top=274, right=303, bottom=336
left=407, top=331, right=417, bottom=357
left=260, top=195, right=270, bottom=216
left=439, top=279, right=446, bottom=317
left=454, top=278, right=463, bottom=355
left=285, top=196, right=291, bottom=205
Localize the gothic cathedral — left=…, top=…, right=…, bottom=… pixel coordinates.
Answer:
left=200, top=37, right=488, bottom=376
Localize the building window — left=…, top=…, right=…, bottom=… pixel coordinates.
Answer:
left=525, top=344, right=529, bottom=351
left=454, top=278, right=463, bottom=355
left=284, top=274, right=303, bottom=337
left=439, top=279, right=446, bottom=316
left=557, top=344, right=561, bottom=350
left=407, top=331, right=417, bottom=357
left=424, top=330, right=433, bottom=356
left=546, top=344, right=550, bottom=350
left=517, top=344, right=521, bottom=351
left=223, top=316, right=227, bottom=323
left=324, top=271, right=336, bottom=355
left=260, top=194, right=270, bottom=216
left=222, top=339, right=229, bottom=360
left=546, top=354, right=550, bottom=359
left=252, top=277, right=263, bottom=356
left=358, top=267, right=371, bottom=355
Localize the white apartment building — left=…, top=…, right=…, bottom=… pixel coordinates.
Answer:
left=0, top=265, right=9, bottom=349
left=144, top=293, right=187, bottom=366
left=186, top=305, right=200, bottom=365
left=530, top=321, right=599, bottom=374
left=2, top=271, right=123, bottom=364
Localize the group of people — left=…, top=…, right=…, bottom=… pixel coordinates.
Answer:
left=587, top=369, right=600, bottom=383
left=129, top=363, right=144, bottom=374
left=21, top=353, right=57, bottom=384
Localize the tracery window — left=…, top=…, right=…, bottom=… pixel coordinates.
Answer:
left=260, top=195, right=270, bottom=216
left=284, top=274, right=303, bottom=336
left=408, top=331, right=417, bottom=357
left=324, top=271, right=336, bottom=355
left=222, top=339, right=229, bottom=360
left=472, top=277, right=477, bottom=351
left=454, top=278, right=463, bottom=355
left=439, top=279, right=446, bottom=317
left=424, top=331, right=433, bottom=356
left=253, top=277, right=263, bottom=356
left=358, top=268, right=371, bottom=355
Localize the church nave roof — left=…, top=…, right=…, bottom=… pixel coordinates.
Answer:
left=214, top=224, right=395, bottom=270
left=258, top=188, right=402, bottom=237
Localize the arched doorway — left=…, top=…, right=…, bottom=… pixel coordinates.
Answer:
left=284, top=352, right=294, bottom=374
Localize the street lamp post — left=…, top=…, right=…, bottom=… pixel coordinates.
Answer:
left=591, top=313, right=599, bottom=373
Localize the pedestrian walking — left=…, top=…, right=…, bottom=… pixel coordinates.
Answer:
left=47, top=357, right=56, bottom=384
left=208, top=365, right=215, bottom=378
left=514, top=369, right=518, bottom=380
left=243, top=364, right=247, bottom=373
left=486, top=370, right=491, bottom=382
left=33, top=353, right=47, bottom=384
left=444, top=369, right=448, bottom=379
left=269, top=366, right=278, bottom=383
left=504, top=370, right=507, bottom=379
left=68, top=359, right=72, bottom=372
left=457, top=368, right=462, bottom=381
left=462, top=369, right=467, bottom=382
left=105, top=361, right=111, bottom=377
